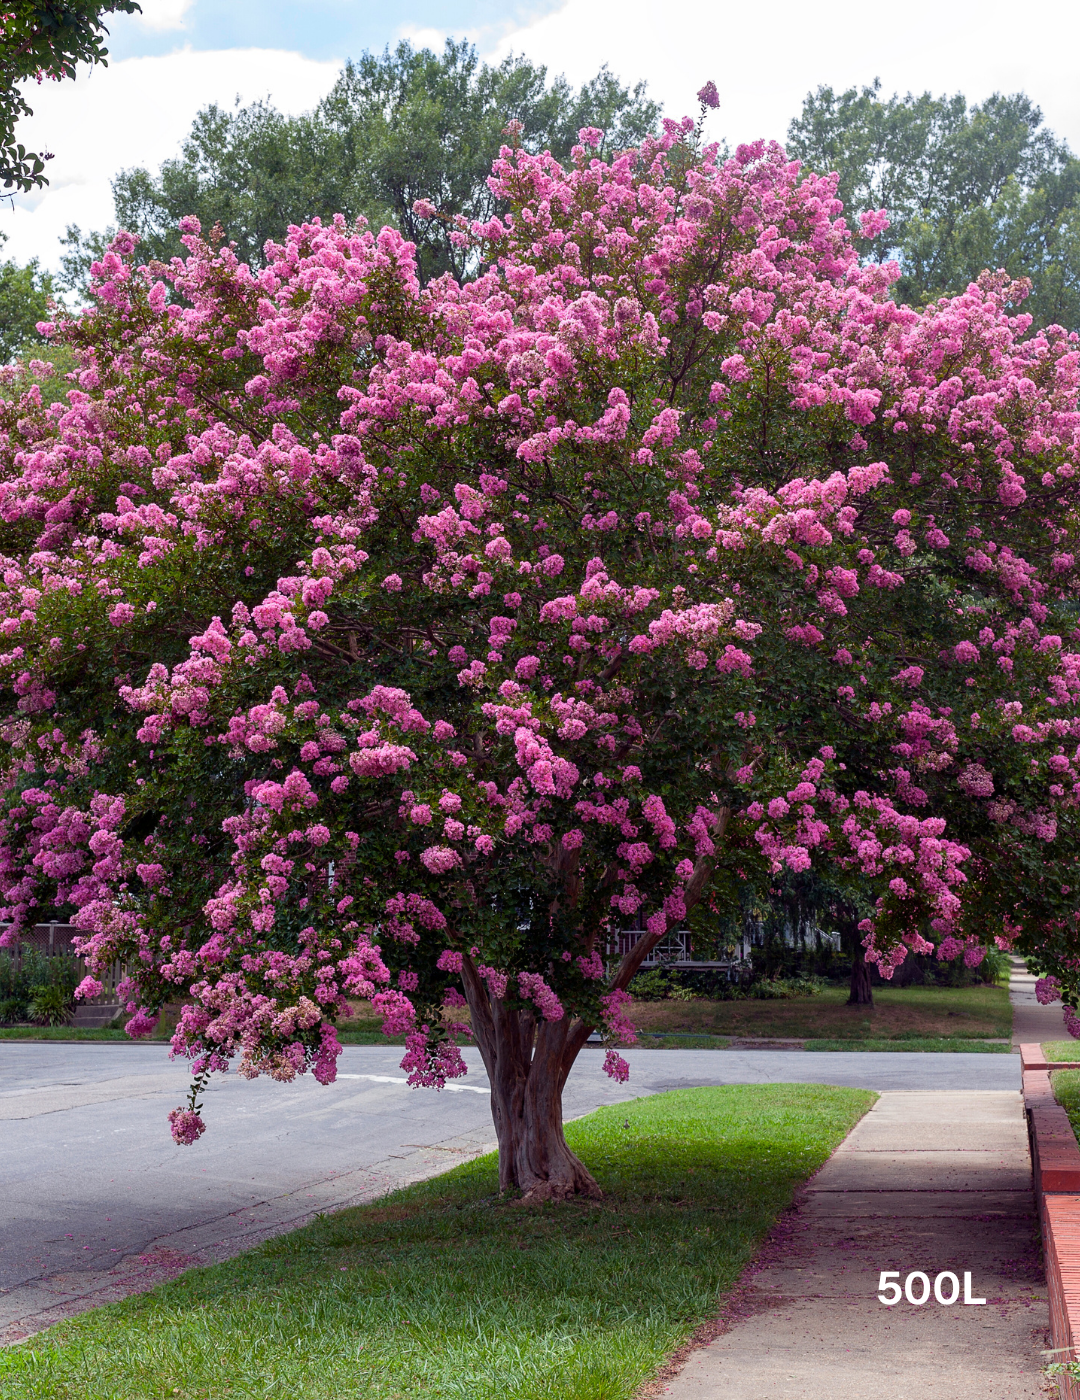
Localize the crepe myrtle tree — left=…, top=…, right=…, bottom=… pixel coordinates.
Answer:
left=2, top=113, right=1080, bottom=1198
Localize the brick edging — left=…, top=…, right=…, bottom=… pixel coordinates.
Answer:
left=1020, top=1043, right=1080, bottom=1397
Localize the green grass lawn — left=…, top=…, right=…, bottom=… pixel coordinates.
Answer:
left=0, top=1026, right=136, bottom=1042
left=0, top=1024, right=411, bottom=1046
left=1050, top=1067, right=1080, bottom=1149
left=2, top=982, right=1010, bottom=1048
left=805, top=1037, right=1010, bottom=1053
left=1043, top=1043, right=1080, bottom=1146
left=0, top=1084, right=874, bottom=1400
left=630, top=983, right=1011, bottom=1042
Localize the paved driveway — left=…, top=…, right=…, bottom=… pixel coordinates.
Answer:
left=0, top=1041, right=1019, bottom=1338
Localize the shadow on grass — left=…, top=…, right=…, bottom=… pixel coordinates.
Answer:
left=0, top=1085, right=874, bottom=1400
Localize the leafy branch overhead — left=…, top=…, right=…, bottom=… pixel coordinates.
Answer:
left=0, top=1, right=141, bottom=192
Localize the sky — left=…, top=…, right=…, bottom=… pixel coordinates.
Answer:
left=4, top=0, right=1080, bottom=275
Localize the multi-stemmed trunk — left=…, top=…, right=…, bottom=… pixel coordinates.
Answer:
left=462, top=959, right=599, bottom=1199
left=459, top=825, right=727, bottom=1199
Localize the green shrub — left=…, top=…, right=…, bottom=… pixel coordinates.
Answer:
left=628, top=968, right=698, bottom=1001
left=976, top=946, right=1010, bottom=985
left=0, top=946, right=80, bottom=1022
left=26, top=982, right=73, bottom=1025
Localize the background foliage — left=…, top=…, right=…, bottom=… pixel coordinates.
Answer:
left=787, top=81, right=1080, bottom=332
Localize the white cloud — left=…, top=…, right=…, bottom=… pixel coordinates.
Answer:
left=395, top=25, right=453, bottom=52
left=133, top=0, right=197, bottom=31
left=0, top=47, right=341, bottom=274
left=483, top=0, right=1080, bottom=156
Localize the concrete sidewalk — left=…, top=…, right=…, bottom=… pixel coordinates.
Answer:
left=1010, top=956, right=1070, bottom=1047
left=663, top=1091, right=1048, bottom=1399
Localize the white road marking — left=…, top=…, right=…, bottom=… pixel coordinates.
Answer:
left=336, top=1073, right=488, bottom=1095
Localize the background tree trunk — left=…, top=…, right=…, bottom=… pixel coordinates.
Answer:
left=848, top=943, right=874, bottom=1006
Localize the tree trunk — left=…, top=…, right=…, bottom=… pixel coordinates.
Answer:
left=454, top=813, right=731, bottom=1201
left=461, top=960, right=600, bottom=1201
left=848, top=943, right=874, bottom=1006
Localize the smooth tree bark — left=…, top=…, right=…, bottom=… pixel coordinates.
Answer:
left=461, top=844, right=723, bottom=1198
left=464, top=957, right=598, bottom=1199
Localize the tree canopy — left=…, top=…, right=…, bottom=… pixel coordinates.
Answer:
left=787, top=80, right=1080, bottom=331
left=0, top=0, right=140, bottom=192
left=4, top=123, right=1080, bottom=1196
left=69, top=40, right=659, bottom=288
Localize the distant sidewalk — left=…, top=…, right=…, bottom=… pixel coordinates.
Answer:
left=1010, top=956, right=1069, bottom=1046
left=661, top=1090, right=1048, bottom=1400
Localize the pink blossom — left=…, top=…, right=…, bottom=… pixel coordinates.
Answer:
left=400, top=1026, right=468, bottom=1088
left=125, top=1008, right=160, bottom=1038
left=576, top=950, right=604, bottom=979
left=601, top=987, right=636, bottom=1044
left=168, top=1108, right=206, bottom=1145
left=420, top=846, right=461, bottom=874
left=518, top=971, right=564, bottom=1020
left=372, top=989, right=416, bottom=1035
left=478, top=964, right=509, bottom=999
left=957, top=764, right=994, bottom=798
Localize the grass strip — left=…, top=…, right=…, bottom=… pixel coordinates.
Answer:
left=0, top=1026, right=134, bottom=1042
left=634, top=1033, right=731, bottom=1049
left=1043, top=1046, right=1080, bottom=1147
left=0, top=1083, right=873, bottom=1400
left=0, top=1026, right=411, bottom=1045
left=805, top=1038, right=1011, bottom=1053
left=1051, top=1068, right=1080, bottom=1146
left=630, top=983, right=1011, bottom=1042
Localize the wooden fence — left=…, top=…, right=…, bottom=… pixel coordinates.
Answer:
left=1, top=922, right=125, bottom=1009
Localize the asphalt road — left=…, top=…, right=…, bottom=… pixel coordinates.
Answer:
left=0, top=1041, right=1020, bottom=1337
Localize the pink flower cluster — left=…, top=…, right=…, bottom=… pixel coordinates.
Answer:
left=168, top=1108, right=206, bottom=1146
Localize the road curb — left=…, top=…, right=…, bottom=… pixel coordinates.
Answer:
left=1021, top=1042, right=1080, bottom=1397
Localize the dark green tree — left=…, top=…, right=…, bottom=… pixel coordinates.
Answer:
left=0, top=233, right=57, bottom=362
left=787, top=80, right=1080, bottom=330
left=317, top=42, right=659, bottom=281
left=63, top=39, right=659, bottom=289
left=1, top=1, right=140, bottom=192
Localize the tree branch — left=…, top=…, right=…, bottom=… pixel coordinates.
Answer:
left=611, top=806, right=731, bottom=992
